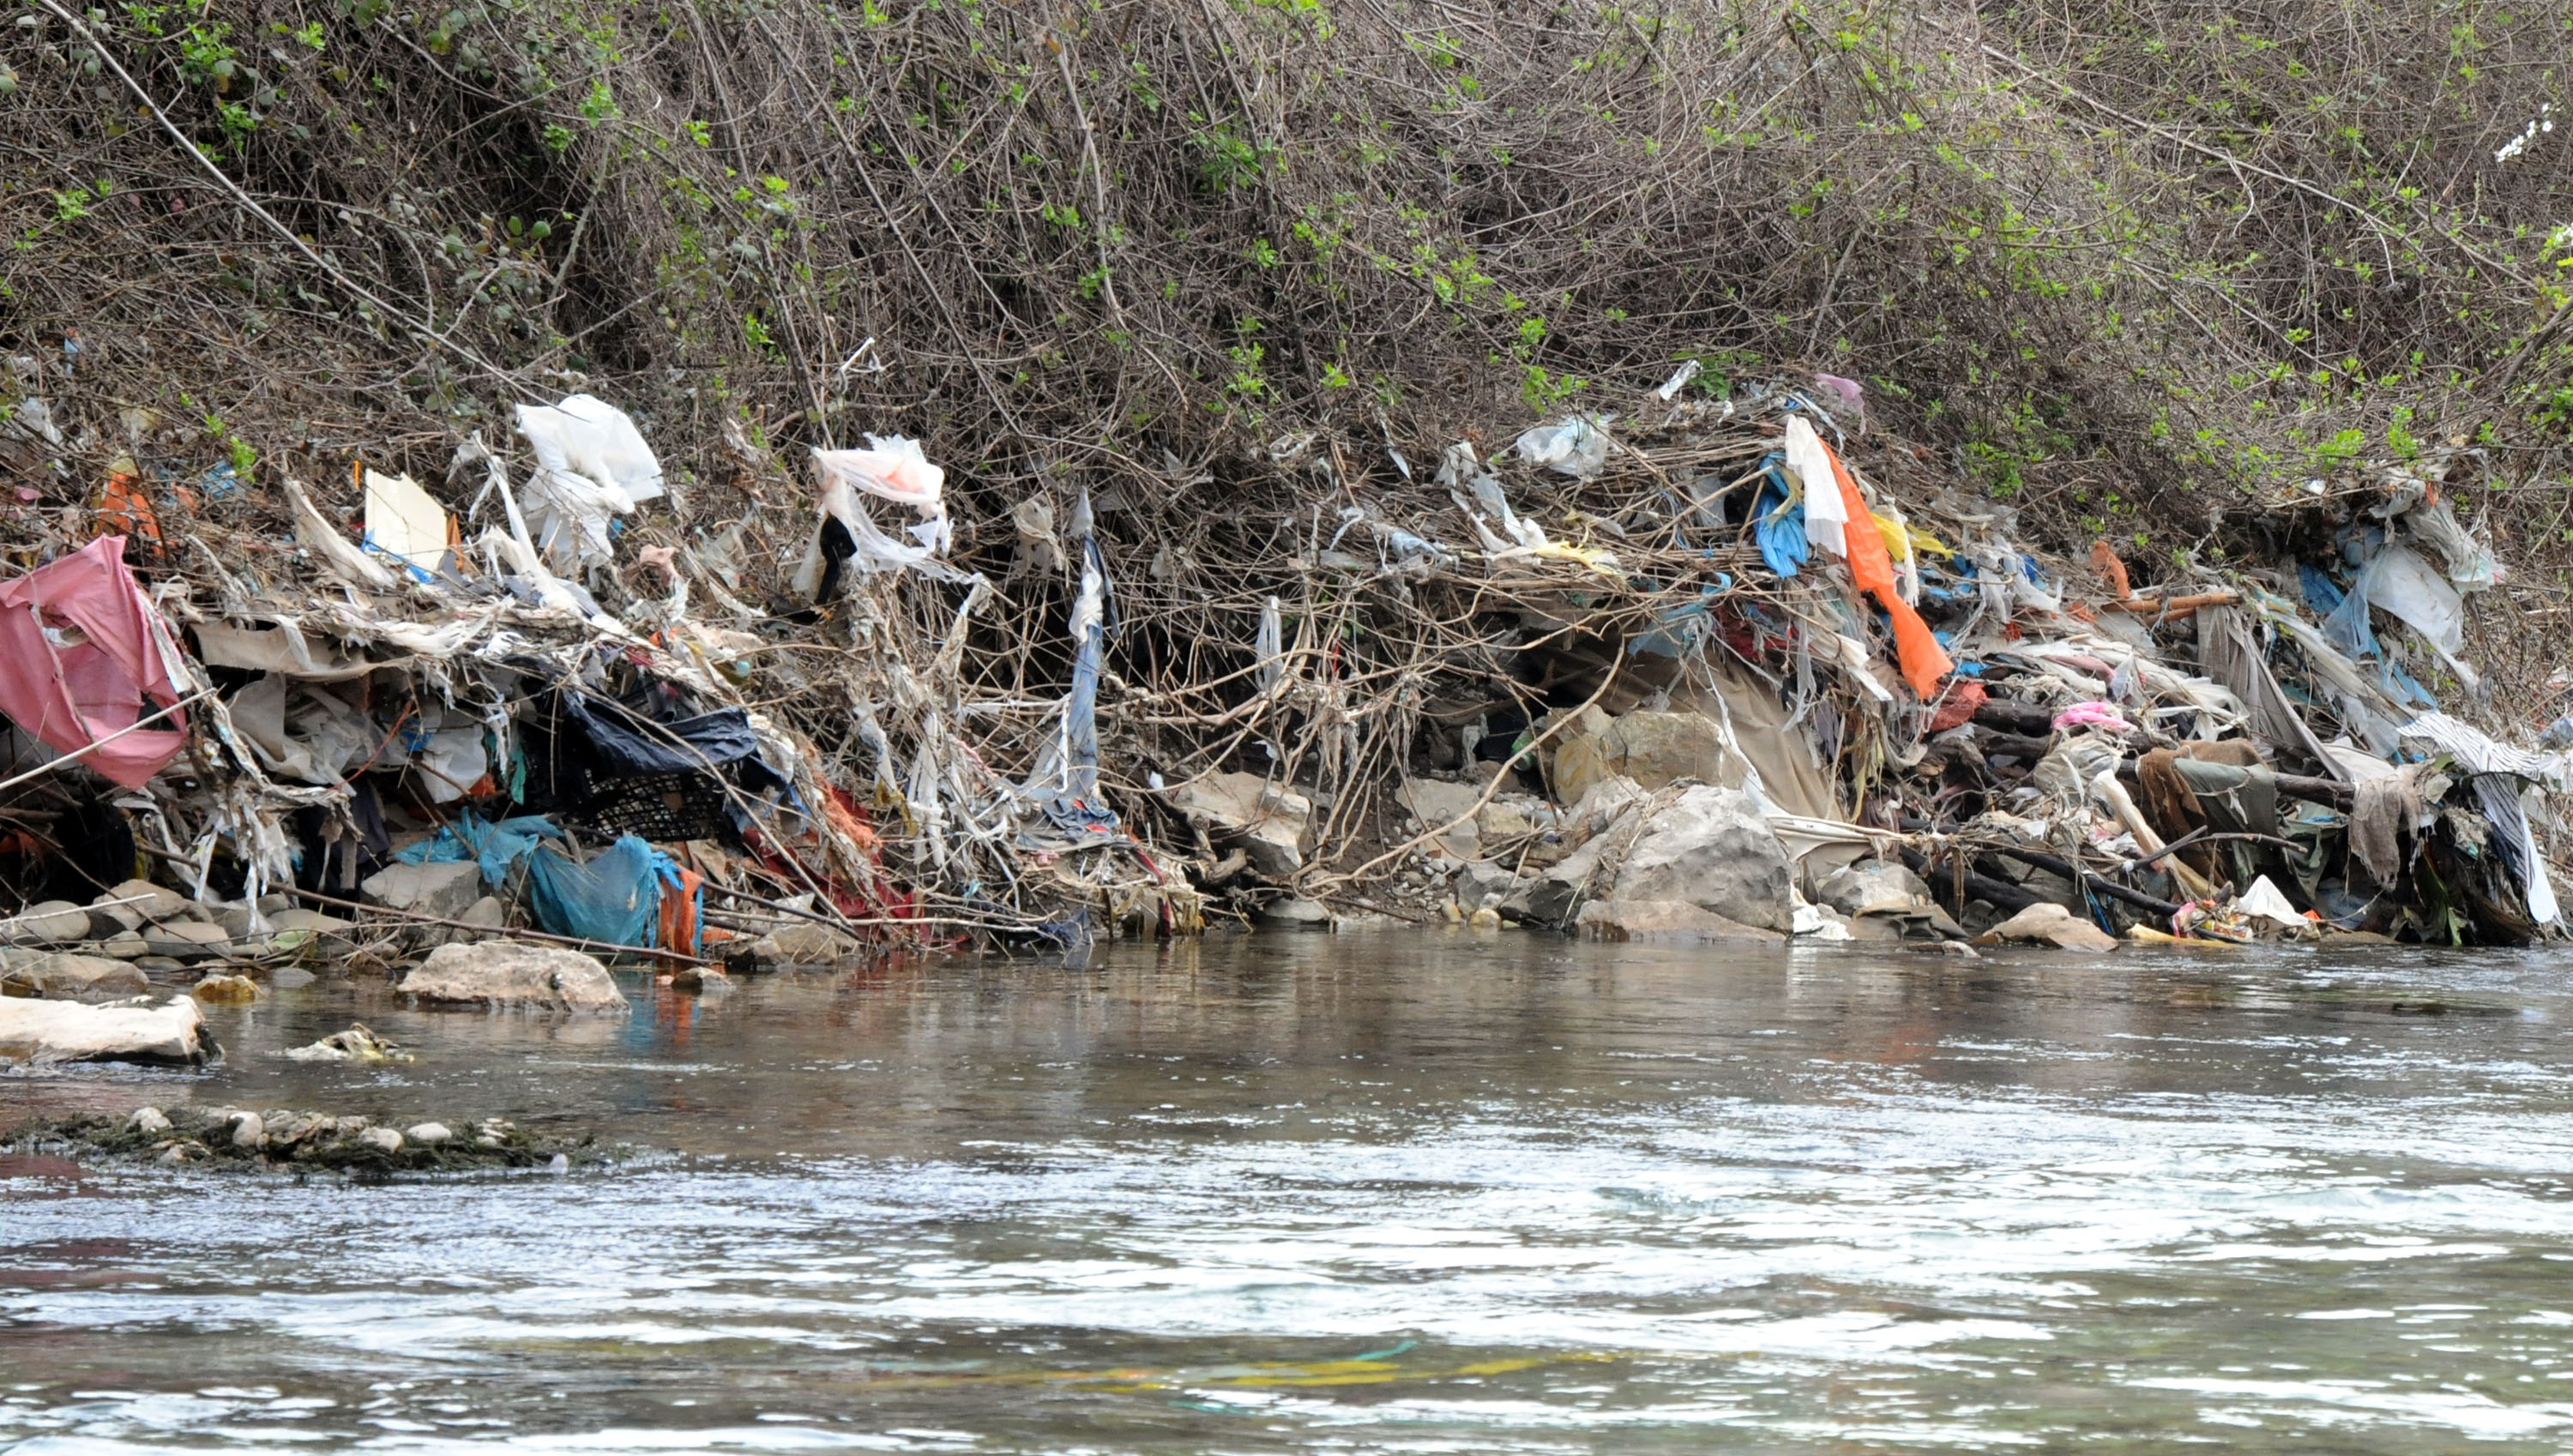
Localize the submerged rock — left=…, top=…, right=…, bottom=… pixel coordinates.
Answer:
left=190, top=973, right=261, bottom=1003
left=283, top=1023, right=413, bottom=1062
left=1575, top=899, right=1786, bottom=944
left=397, top=942, right=630, bottom=1013
left=1978, top=902, right=2118, bottom=951
left=1608, top=786, right=1794, bottom=932
left=0, top=994, right=211, bottom=1066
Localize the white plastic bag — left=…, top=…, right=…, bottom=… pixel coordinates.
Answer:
left=515, top=394, right=664, bottom=506
left=1514, top=416, right=1610, bottom=479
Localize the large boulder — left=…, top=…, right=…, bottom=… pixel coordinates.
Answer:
left=397, top=942, right=630, bottom=1013
left=1166, top=772, right=1313, bottom=877
left=0, top=994, right=211, bottom=1065
left=360, top=861, right=484, bottom=924
left=0, top=951, right=150, bottom=1001
left=1549, top=707, right=1729, bottom=802
left=1606, top=785, right=1795, bottom=933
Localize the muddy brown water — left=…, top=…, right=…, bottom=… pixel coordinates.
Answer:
left=5, top=931, right=2573, bottom=1452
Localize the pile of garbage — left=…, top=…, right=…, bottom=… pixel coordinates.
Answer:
left=0, top=359, right=2557, bottom=963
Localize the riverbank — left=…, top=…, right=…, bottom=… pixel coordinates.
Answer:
left=6, top=931, right=2571, bottom=1453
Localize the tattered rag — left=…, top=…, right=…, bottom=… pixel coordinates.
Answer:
left=0, top=535, right=190, bottom=788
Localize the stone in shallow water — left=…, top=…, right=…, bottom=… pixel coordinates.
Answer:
left=0, top=995, right=209, bottom=1066
left=397, top=942, right=630, bottom=1013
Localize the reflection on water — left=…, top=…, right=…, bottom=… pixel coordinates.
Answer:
left=6, top=931, right=2573, bottom=1453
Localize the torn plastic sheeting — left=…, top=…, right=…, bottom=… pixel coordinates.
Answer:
left=1819, top=438, right=1951, bottom=698
left=1515, top=416, right=1610, bottom=479
left=1021, top=527, right=1116, bottom=833
left=2401, top=496, right=2498, bottom=593
left=0, top=534, right=191, bottom=789
left=2472, top=773, right=2560, bottom=925
left=527, top=833, right=662, bottom=948
left=228, top=674, right=372, bottom=785
left=515, top=394, right=665, bottom=506
left=194, top=620, right=377, bottom=681
left=2400, top=712, right=2573, bottom=792
left=2196, top=605, right=2343, bottom=779
left=557, top=692, right=782, bottom=791
left=2354, top=543, right=2466, bottom=656
left=1255, top=596, right=1285, bottom=690
left=1748, top=456, right=1808, bottom=579
left=413, top=716, right=490, bottom=803
left=2235, top=875, right=2309, bottom=931
left=792, top=442, right=965, bottom=599
left=284, top=475, right=398, bottom=591
left=396, top=809, right=564, bottom=888
left=1781, top=415, right=1847, bottom=557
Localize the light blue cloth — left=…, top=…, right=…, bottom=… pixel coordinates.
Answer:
left=395, top=811, right=563, bottom=888
left=527, top=835, right=660, bottom=948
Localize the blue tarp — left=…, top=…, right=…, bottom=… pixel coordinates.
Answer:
left=395, top=811, right=697, bottom=952
left=395, top=810, right=563, bottom=887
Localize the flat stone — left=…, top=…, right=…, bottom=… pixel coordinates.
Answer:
left=132, top=956, right=188, bottom=978
left=95, top=880, right=195, bottom=930
left=760, top=921, right=865, bottom=964
left=255, top=893, right=292, bottom=915
left=404, top=1122, right=453, bottom=1146
left=271, top=909, right=356, bottom=934
left=397, top=941, right=630, bottom=1013
left=0, top=995, right=210, bottom=1066
left=1977, top=902, right=2119, bottom=951
left=1575, top=899, right=1787, bottom=945
left=0, top=900, right=99, bottom=947
left=359, top=861, right=483, bottom=923
left=672, top=964, right=732, bottom=994
left=142, top=922, right=233, bottom=961
left=1817, top=859, right=1936, bottom=918
left=96, top=932, right=150, bottom=960
left=0, top=952, right=149, bottom=1001
left=1262, top=896, right=1333, bottom=927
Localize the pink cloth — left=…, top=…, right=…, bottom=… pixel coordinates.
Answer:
left=0, top=535, right=189, bottom=787
left=2052, top=701, right=2134, bottom=735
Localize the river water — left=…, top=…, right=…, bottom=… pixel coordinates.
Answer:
left=5, top=931, right=2573, bottom=1453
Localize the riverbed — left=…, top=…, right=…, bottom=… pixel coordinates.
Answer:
left=5, top=931, right=2573, bottom=1453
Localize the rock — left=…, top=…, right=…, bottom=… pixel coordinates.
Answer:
left=1166, top=772, right=1313, bottom=877
left=159, top=1140, right=209, bottom=1164
left=1561, top=775, right=1648, bottom=842
left=256, top=893, right=292, bottom=915
left=1817, top=859, right=1936, bottom=918
left=1977, top=902, right=2119, bottom=951
left=0, top=899, right=99, bottom=946
left=142, top=922, right=232, bottom=961
left=283, top=1023, right=413, bottom=1062
left=1575, top=899, right=1787, bottom=944
left=359, top=1126, right=403, bottom=1153
left=359, top=860, right=483, bottom=924
left=227, top=1110, right=265, bottom=1150
left=1466, top=906, right=1503, bottom=930
left=1453, top=857, right=1520, bottom=909
left=132, top=956, right=187, bottom=978
left=1396, top=777, right=1485, bottom=860
left=129, top=1106, right=171, bottom=1134
left=0, top=995, right=210, bottom=1065
left=215, top=904, right=266, bottom=939
left=404, top=1122, right=453, bottom=1146
left=271, top=908, right=355, bottom=934
left=96, top=932, right=149, bottom=960
left=1501, top=830, right=1612, bottom=926
left=1606, top=786, right=1794, bottom=933
left=191, top=973, right=260, bottom=1003
left=93, top=880, right=193, bottom=932
left=459, top=897, right=509, bottom=931
left=1262, top=896, right=1333, bottom=927
left=0, top=952, right=149, bottom=1001
left=268, top=966, right=316, bottom=990
left=1548, top=707, right=1729, bottom=802
left=397, top=941, right=630, bottom=1013
left=672, top=964, right=731, bottom=993
left=759, top=921, right=866, bottom=964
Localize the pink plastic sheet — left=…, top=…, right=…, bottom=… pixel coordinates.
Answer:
left=0, top=535, right=190, bottom=787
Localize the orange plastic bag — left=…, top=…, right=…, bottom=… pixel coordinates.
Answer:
left=1826, top=446, right=1953, bottom=698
